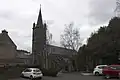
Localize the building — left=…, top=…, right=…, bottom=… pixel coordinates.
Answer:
left=32, top=6, right=77, bottom=72
left=32, top=6, right=46, bottom=67
left=0, top=30, right=21, bottom=66
left=0, top=30, right=17, bottom=59
left=0, top=7, right=76, bottom=71
left=0, top=30, right=32, bottom=67
left=16, top=50, right=33, bottom=65
left=47, top=45, right=77, bottom=72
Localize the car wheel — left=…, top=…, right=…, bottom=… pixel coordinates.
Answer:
left=39, top=77, right=42, bottom=79
left=95, top=72, right=99, bottom=76
left=105, top=74, right=110, bottom=79
left=30, top=75, right=33, bottom=80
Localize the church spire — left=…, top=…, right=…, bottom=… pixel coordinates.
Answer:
left=37, top=4, right=43, bottom=26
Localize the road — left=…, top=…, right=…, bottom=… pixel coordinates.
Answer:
left=9, top=72, right=119, bottom=80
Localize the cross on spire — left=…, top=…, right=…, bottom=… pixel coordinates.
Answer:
left=37, top=4, right=43, bottom=26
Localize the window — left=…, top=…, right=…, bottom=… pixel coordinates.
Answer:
left=24, top=69, right=32, bottom=72
left=110, top=66, right=120, bottom=70
left=98, top=66, right=105, bottom=69
left=33, top=69, right=40, bottom=72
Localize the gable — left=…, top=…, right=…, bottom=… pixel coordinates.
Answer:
left=0, top=32, right=17, bottom=48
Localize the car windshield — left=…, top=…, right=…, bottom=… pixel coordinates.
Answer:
left=109, top=65, right=120, bottom=70
left=97, top=66, right=107, bottom=69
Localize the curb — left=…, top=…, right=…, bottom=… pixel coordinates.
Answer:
left=81, top=73, right=93, bottom=76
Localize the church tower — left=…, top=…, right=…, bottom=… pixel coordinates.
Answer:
left=32, top=5, right=46, bottom=67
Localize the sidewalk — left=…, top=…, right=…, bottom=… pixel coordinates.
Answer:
left=81, top=73, right=93, bottom=76
left=80, top=71, right=93, bottom=76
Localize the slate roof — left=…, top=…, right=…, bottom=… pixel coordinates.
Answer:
left=47, top=45, right=77, bottom=57
left=0, top=30, right=16, bottom=47
left=16, top=50, right=32, bottom=59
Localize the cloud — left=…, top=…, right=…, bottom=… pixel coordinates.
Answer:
left=88, top=0, right=116, bottom=26
left=8, top=30, right=32, bottom=52
left=0, top=0, right=37, bottom=52
left=0, top=10, right=14, bottom=20
left=0, top=0, right=110, bottom=51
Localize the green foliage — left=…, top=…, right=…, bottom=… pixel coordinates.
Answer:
left=77, top=17, right=120, bottom=70
left=0, top=74, right=7, bottom=80
left=41, top=68, right=60, bottom=77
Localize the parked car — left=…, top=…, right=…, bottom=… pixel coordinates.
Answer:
left=21, top=68, right=43, bottom=79
left=93, top=65, right=108, bottom=76
left=102, top=65, right=120, bottom=79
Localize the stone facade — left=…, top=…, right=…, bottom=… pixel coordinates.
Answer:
left=32, top=7, right=46, bottom=67
left=16, top=50, right=33, bottom=65
left=46, top=45, right=77, bottom=72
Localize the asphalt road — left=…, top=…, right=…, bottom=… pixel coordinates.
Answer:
left=9, top=72, right=119, bottom=80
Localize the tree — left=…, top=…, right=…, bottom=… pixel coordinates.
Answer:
left=60, top=23, right=81, bottom=51
left=77, top=17, right=120, bottom=71
left=46, top=28, right=53, bottom=45
left=45, top=23, right=55, bottom=45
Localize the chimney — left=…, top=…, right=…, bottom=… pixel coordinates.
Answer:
left=33, top=22, right=36, bottom=29
left=2, top=30, right=8, bottom=34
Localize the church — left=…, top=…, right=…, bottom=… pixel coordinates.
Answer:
left=32, top=6, right=77, bottom=72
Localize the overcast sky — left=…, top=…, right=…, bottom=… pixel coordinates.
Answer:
left=0, top=0, right=117, bottom=52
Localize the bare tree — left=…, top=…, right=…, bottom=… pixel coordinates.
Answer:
left=46, top=28, right=53, bottom=44
left=45, top=23, right=55, bottom=45
left=60, top=23, right=81, bottom=51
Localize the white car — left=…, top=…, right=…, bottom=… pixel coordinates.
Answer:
left=21, top=68, right=43, bottom=79
left=93, top=65, right=107, bottom=76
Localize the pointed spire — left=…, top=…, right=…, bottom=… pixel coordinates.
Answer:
left=37, top=4, right=43, bottom=26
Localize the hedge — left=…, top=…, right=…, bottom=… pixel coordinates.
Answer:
left=26, top=65, right=61, bottom=77
left=0, top=66, right=25, bottom=79
left=41, top=68, right=61, bottom=77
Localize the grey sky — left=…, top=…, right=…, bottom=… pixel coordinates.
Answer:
left=0, top=0, right=117, bottom=52
left=88, top=0, right=116, bottom=26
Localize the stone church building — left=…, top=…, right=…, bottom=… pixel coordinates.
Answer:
left=32, top=7, right=77, bottom=72
left=0, top=6, right=77, bottom=72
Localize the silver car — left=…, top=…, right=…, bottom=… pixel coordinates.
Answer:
left=93, top=65, right=107, bottom=76
left=21, top=68, right=43, bottom=79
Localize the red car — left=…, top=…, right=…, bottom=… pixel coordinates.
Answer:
left=102, top=65, right=120, bottom=79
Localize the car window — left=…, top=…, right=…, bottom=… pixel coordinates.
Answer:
left=98, top=66, right=106, bottom=69
left=110, top=66, right=120, bottom=70
left=101, top=66, right=106, bottom=69
left=33, top=69, right=40, bottom=72
left=24, top=69, right=32, bottom=72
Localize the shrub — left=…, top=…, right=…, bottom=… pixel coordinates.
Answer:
left=0, top=68, right=6, bottom=74
left=41, top=68, right=60, bottom=77
left=0, top=74, right=7, bottom=80
left=0, top=66, right=25, bottom=79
